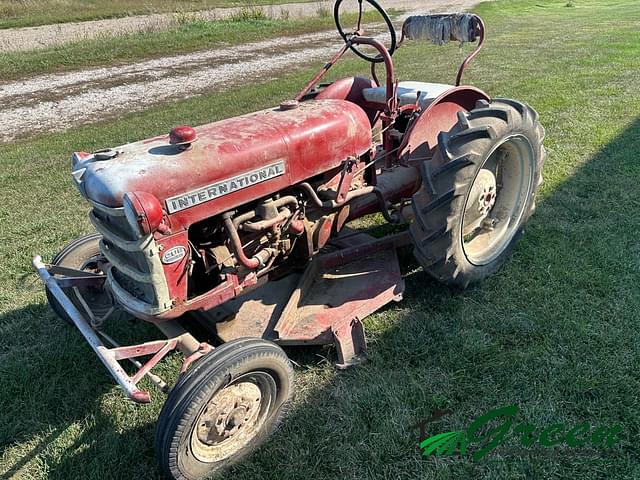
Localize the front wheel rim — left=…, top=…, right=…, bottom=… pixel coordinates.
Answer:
left=189, top=371, right=276, bottom=463
left=461, top=134, right=535, bottom=266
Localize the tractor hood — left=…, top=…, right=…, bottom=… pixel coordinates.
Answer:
left=71, top=99, right=372, bottom=222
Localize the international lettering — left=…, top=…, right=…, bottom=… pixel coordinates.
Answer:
left=166, top=161, right=286, bottom=213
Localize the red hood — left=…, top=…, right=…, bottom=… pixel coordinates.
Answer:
left=72, top=99, right=372, bottom=224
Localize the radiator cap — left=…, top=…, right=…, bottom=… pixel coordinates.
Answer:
left=169, top=125, right=197, bottom=150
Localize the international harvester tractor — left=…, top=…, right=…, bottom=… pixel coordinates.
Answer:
left=33, top=1, right=545, bottom=478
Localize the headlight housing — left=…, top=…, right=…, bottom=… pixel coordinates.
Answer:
left=123, top=191, right=165, bottom=237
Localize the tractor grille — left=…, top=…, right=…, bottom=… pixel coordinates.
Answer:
left=88, top=201, right=172, bottom=316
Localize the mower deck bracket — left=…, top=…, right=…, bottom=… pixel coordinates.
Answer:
left=332, top=316, right=366, bottom=369
left=46, top=264, right=107, bottom=288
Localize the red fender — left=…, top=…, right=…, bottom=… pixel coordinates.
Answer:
left=315, top=76, right=378, bottom=125
left=399, top=86, right=490, bottom=164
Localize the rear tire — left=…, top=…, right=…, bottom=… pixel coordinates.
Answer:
left=155, top=338, right=294, bottom=480
left=410, top=98, right=545, bottom=287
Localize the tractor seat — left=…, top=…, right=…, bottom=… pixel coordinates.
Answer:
left=362, top=81, right=452, bottom=109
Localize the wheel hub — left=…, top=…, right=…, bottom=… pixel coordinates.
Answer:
left=463, top=168, right=497, bottom=235
left=478, top=184, right=497, bottom=216
left=191, top=381, right=263, bottom=462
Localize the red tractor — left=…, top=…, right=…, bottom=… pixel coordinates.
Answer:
left=33, top=1, right=545, bottom=478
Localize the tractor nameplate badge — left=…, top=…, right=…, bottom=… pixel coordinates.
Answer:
left=166, top=161, right=286, bottom=213
left=161, top=246, right=187, bottom=264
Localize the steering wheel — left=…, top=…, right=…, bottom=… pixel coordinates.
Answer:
left=334, top=0, right=397, bottom=63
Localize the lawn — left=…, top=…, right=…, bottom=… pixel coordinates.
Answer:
left=1, top=0, right=640, bottom=479
left=0, top=0, right=316, bottom=29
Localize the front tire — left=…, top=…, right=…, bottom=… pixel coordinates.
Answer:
left=46, top=233, right=124, bottom=324
left=155, top=338, right=294, bottom=480
left=410, top=98, right=545, bottom=287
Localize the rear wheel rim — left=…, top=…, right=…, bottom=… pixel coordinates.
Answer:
left=461, top=134, right=535, bottom=266
left=189, top=372, right=276, bottom=463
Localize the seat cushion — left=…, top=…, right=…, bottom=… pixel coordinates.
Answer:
left=362, top=81, right=452, bottom=109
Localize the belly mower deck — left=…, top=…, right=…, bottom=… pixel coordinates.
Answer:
left=198, top=230, right=406, bottom=368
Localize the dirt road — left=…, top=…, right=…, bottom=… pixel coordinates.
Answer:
left=0, top=1, right=482, bottom=142
left=1, top=30, right=352, bottom=141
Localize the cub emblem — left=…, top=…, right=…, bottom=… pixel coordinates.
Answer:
left=161, top=246, right=187, bottom=264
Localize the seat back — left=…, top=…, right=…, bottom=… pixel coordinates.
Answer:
left=362, top=81, right=453, bottom=109
left=401, top=14, right=481, bottom=45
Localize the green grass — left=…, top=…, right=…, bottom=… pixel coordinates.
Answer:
left=0, top=0, right=315, bottom=29
left=2, top=0, right=640, bottom=478
left=0, top=10, right=385, bottom=80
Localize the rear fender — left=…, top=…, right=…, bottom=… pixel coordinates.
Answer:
left=399, top=86, right=490, bottom=164
left=315, top=76, right=378, bottom=125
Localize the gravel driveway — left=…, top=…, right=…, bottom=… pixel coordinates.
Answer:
left=0, top=0, right=484, bottom=142
left=0, top=0, right=481, bottom=52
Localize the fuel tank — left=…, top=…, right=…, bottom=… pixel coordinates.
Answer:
left=72, top=99, right=372, bottom=227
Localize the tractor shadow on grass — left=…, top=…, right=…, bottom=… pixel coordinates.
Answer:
left=3, top=118, right=640, bottom=479
left=0, top=303, right=165, bottom=479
